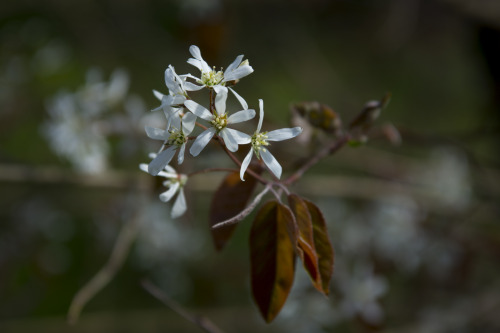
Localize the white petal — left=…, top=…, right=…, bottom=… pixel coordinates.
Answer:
left=184, top=100, right=212, bottom=120
left=214, top=87, right=228, bottom=116
left=157, top=170, right=177, bottom=178
left=224, top=128, right=251, bottom=144
left=159, top=182, right=179, bottom=202
left=266, top=127, right=303, bottom=141
left=199, top=59, right=211, bottom=73
left=145, top=126, right=167, bottom=140
left=139, top=163, right=148, bottom=173
left=151, top=95, right=173, bottom=112
left=187, top=58, right=203, bottom=71
left=229, top=87, right=248, bottom=110
left=168, top=111, right=182, bottom=130
left=261, top=148, right=282, bottom=179
left=220, top=128, right=238, bottom=152
left=222, top=65, right=254, bottom=82
left=257, top=99, right=264, bottom=132
left=240, top=149, right=253, bottom=181
left=182, top=73, right=200, bottom=81
left=177, top=143, right=186, bottom=164
left=151, top=105, right=163, bottom=113
left=170, top=66, right=186, bottom=93
left=189, top=127, right=216, bottom=156
left=183, top=82, right=204, bottom=91
left=181, top=112, right=197, bottom=135
left=148, top=146, right=177, bottom=176
left=164, top=67, right=176, bottom=92
left=153, top=90, right=164, bottom=101
left=189, top=45, right=202, bottom=60
left=164, top=165, right=177, bottom=174
left=171, top=188, right=187, bottom=218
left=187, top=54, right=210, bottom=73
left=170, top=95, right=186, bottom=105
left=157, top=165, right=177, bottom=177
left=225, top=55, right=243, bottom=74
left=227, top=109, right=255, bottom=124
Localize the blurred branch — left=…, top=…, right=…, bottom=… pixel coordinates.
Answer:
left=67, top=205, right=143, bottom=324
left=284, top=134, right=350, bottom=185
left=142, top=279, right=225, bottom=333
left=0, top=163, right=150, bottom=190
left=385, top=287, right=500, bottom=333
left=397, top=126, right=500, bottom=167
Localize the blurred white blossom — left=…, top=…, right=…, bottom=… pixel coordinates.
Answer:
left=336, top=261, right=388, bottom=324
left=42, top=68, right=145, bottom=173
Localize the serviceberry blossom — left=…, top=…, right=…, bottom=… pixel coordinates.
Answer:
left=240, top=99, right=302, bottom=180
left=186, top=45, right=252, bottom=109
left=186, top=45, right=253, bottom=88
left=145, top=112, right=197, bottom=176
left=185, top=86, right=255, bottom=156
left=151, top=65, right=201, bottom=127
left=140, top=161, right=188, bottom=218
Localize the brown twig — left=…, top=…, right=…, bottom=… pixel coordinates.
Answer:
left=142, top=279, right=225, bottom=333
left=212, top=185, right=272, bottom=229
left=0, top=163, right=150, bottom=190
left=284, top=134, right=350, bottom=185
left=67, top=206, right=143, bottom=324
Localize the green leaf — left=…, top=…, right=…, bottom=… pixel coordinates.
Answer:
left=209, top=169, right=260, bottom=251
left=288, top=194, right=322, bottom=293
left=304, top=199, right=334, bottom=294
left=250, top=201, right=296, bottom=323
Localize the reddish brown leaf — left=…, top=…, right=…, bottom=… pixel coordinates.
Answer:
left=209, top=169, right=260, bottom=251
left=304, top=199, right=334, bottom=295
left=288, top=194, right=322, bottom=293
left=250, top=201, right=296, bottom=323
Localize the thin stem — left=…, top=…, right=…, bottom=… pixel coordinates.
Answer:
left=209, top=88, right=215, bottom=114
left=275, top=182, right=290, bottom=196
left=284, top=134, right=350, bottom=185
left=187, top=167, right=239, bottom=177
left=212, top=185, right=272, bottom=229
left=195, top=122, right=208, bottom=131
left=142, top=279, right=225, bottom=333
left=67, top=207, right=143, bottom=324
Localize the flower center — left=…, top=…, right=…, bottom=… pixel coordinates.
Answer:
left=167, top=128, right=186, bottom=146
left=211, top=113, right=228, bottom=132
left=200, top=67, right=224, bottom=86
left=251, top=132, right=269, bottom=158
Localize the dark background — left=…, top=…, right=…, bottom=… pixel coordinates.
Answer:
left=1, top=0, right=499, bottom=332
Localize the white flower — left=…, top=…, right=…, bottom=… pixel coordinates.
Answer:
left=186, top=45, right=254, bottom=90
left=240, top=99, right=302, bottom=180
left=145, top=112, right=197, bottom=176
left=139, top=162, right=188, bottom=218
left=184, top=86, right=255, bottom=156
left=151, top=65, right=201, bottom=127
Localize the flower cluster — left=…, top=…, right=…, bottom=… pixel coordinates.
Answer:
left=142, top=45, right=302, bottom=217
